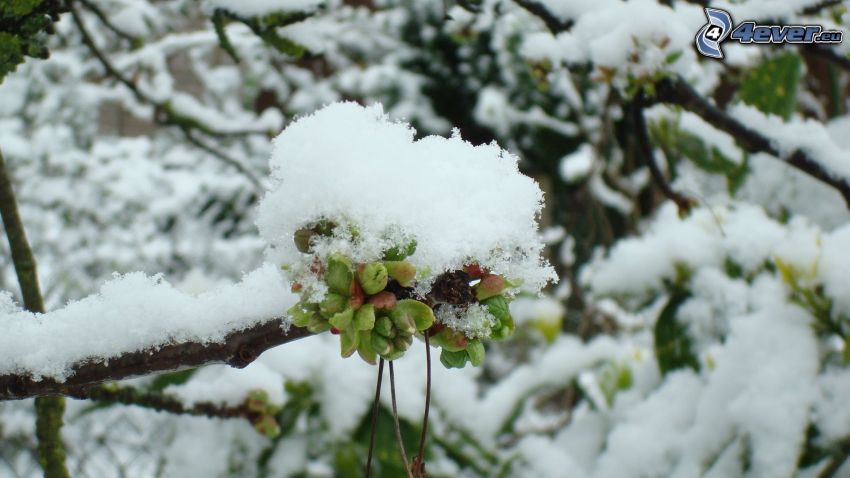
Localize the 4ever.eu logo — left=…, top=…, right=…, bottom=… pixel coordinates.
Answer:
left=696, top=8, right=844, bottom=59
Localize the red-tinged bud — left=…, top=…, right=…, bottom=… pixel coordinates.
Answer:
left=290, top=282, right=303, bottom=293
left=463, top=263, right=488, bottom=279
left=428, top=323, right=446, bottom=336
left=349, top=279, right=365, bottom=310
left=309, top=257, right=325, bottom=275
left=330, top=327, right=341, bottom=335
left=475, top=274, right=505, bottom=301
left=368, top=291, right=397, bottom=311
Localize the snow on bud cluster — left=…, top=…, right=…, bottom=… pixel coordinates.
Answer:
left=258, top=102, right=556, bottom=366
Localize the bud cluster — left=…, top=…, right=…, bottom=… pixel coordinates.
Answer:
left=285, top=220, right=517, bottom=368
left=245, top=389, right=282, bottom=438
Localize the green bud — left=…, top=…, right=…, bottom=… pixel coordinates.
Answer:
left=357, top=330, right=377, bottom=365
left=391, top=299, right=434, bottom=331
left=475, top=274, right=506, bottom=301
left=287, top=301, right=317, bottom=328
left=340, top=327, right=359, bottom=358
left=326, top=253, right=354, bottom=295
left=382, top=348, right=406, bottom=361
left=466, top=339, right=485, bottom=366
left=483, top=295, right=510, bottom=322
left=375, top=316, right=395, bottom=338
left=245, top=389, right=269, bottom=414
left=307, top=315, right=331, bottom=334
left=371, top=332, right=393, bottom=356
left=383, top=239, right=417, bottom=261
left=384, top=261, right=416, bottom=287
left=353, top=304, right=376, bottom=331
left=393, top=334, right=413, bottom=353
left=329, top=307, right=354, bottom=330
left=320, top=293, right=348, bottom=318
left=253, top=415, right=281, bottom=439
left=390, top=310, right=416, bottom=336
left=440, top=349, right=468, bottom=369
left=357, top=262, right=388, bottom=295
left=430, top=328, right=468, bottom=352
left=293, top=228, right=315, bottom=253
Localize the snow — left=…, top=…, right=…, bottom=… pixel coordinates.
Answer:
left=257, top=102, right=556, bottom=292
left=0, top=264, right=297, bottom=381
left=204, top=0, right=325, bottom=17
left=559, top=143, right=595, bottom=183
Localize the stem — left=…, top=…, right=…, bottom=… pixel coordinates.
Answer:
left=0, top=149, right=70, bottom=478
left=366, top=358, right=385, bottom=478
left=630, top=93, right=694, bottom=216
left=413, top=334, right=432, bottom=477
left=389, top=361, right=412, bottom=477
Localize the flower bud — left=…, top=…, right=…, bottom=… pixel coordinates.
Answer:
left=371, top=332, right=393, bottom=356
left=287, top=301, right=317, bottom=328
left=253, top=415, right=281, bottom=439
left=382, top=239, right=417, bottom=261
left=440, top=349, right=468, bottom=369
left=393, top=334, right=413, bottom=353
left=293, top=228, right=315, bottom=253
left=319, top=293, right=348, bottom=318
left=367, top=291, right=397, bottom=311
left=466, top=339, right=485, bottom=366
left=349, top=279, right=365, bottom=310
left=392, top=299, right=434, bottom=331
left=391, top=310, right=416, bottom=336
left=430, top=328, right=468, bottom=352
left=375, top=316, right=395, bottom=338
left=245, top=389, right=269, bottom=414
left=357, top=330, right=377, bottom=365
left=384, top=261, right=416, bottom=287
left=307, top=315, right=331, bottom=334
left=328, top=307, right=353, bottom=331
left=340, top=328, right=359, bottom=358
left=354, top=304, right=376, bottom=331
left=474, top=274, right=506, bottom=301
left=325, top=253, right=353, bottom=295
left=463, top=263, right=487, bottom=279
left=357, top=262, right=388, bottom=295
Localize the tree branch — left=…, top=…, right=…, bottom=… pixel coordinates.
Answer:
left=67, top=383, right=261, bottom=420
left=630, top=93, right=695, bottom=216
left=512, top=0, right=573, bottom=34
left=652, top=77, right=850, bottom=208
left=0, top=320, right=311, bottom=401
left=67, top=1, right=263, bottom=189
left=0, top=149, right=70, bottom=477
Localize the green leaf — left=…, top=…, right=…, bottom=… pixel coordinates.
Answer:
left=737, top=53, right=801, bottom=120
left=340, top=327, right=359, bottom=358
left=329, top=307, right=354, bottom=330
left=357, top=262, right=389, bottom=295
left=654, top=291, right=700, bottom=376
left=391, top=299, right=434, bottom=331
left=287, top=301, right=317, bottom=327
left=382, top=239, right=417, bottom=261
left=326, top=253, right=354, bottom=295
left=440, top=349, right=469, bottom=368
left=466, top=339, right=485, bottom=366
left=320, top=293, right=348, bottom=318
left=353, top=304, right=376, bottom=331
left=357, top=330, right=377, bottom=364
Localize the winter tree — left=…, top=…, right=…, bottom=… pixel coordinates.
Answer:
left=2, top=0, right=850, bottom=477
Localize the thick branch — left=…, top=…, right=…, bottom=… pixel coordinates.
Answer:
left=0, top=320, right=311, bottom=401
left=653, top=77, right=850, bottom=208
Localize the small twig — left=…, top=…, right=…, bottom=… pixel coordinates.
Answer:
left=68, top=1, right=263, bottom=190
left=653, top=77, right=850, bottom=208
left=388, top=361, right=413, bottom=477
left=512, top=0, right=573, bottom=34
left=366, top=358, right=385, bottom=478
left=67, top=383, right=259, bottom=421
left=630, top=93, right=694, bottom=216
left=412, top=334, right=432, bottom=477
left=818, top=436, right=850, bottom=478
left=78, top=0, right=140, bottom=44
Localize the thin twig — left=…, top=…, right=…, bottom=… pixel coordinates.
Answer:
left=630, top=93, right=694, bottom=216
left=366, top=359, right=385, bottom=478
left=388, top=361, right=412, bottom=477
left=67, top=1, right=262, bottom=189
left=652, top=77, right=850, bottom=208
left=67, top=383, right=261, bottom=420
left=0, top=149, right=70, bottom=478
left=512, top=0, right=573, bottom=34
left=78, top=0, right=139, bottom=44
left=412, top=334, right=432, bottom=477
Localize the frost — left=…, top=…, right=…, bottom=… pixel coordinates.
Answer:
left=435, top=304, right=495, bottom=339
